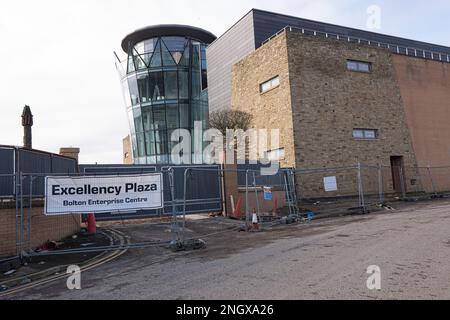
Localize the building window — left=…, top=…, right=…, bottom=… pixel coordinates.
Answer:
left=347, top=60, right=372, bottom=73
left=265, top=148, right=285, bottom=161
left=353, top=129, right=378, bottom=139
left=260, top=76, right=280, bottom=93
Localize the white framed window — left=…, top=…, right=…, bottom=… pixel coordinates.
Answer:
left=347, top=60, right=372, bottom=73
left=260, top=76, right=280, bottom=93
left=353, top=129, right=378, bottom=139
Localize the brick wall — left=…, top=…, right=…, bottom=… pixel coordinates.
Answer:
left=0, top=202, right=81, bottom=258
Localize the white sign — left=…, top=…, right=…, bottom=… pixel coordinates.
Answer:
left=45, top=174, right=163, bottom=215
left=324, top=176, right=338, bottom=192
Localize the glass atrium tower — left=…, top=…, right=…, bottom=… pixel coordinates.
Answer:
left=117, top=25, right=216, bottom=164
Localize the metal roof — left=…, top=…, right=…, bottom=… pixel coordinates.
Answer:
left=121, top=24, right=217, bottom=53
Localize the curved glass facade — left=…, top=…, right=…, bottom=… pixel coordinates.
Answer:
left=119, top=33, right=211, bottom=164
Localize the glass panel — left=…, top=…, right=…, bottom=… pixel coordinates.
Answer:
left=271, top=77, right=280, bottom=87
left=168, top=129, right=183, bottom=157
left=127, top=109, right=136, bottom=135
left=358, top=62, right=371, bottom=72
left=192, top=70, right=201, bottom=98
left=150, top=40, right=162, bottom=68
left=163, top=37, right=186, bottom=64
left=134, top=42, right=145, bottom=55
left=133, top=49, right=147, bottom=70
left=136, top=132, right=146, bottom=157
left=127, top=75, right=140, bottom=106
left=347, top=61, right=358, bottom=71
left=144, top=39, right=157, bottom=53
left=353, top=130, right=364, bottom=138
left=178, top=70, right=189, bottom=99
left=137, top=72, right=151, bottom=104
left=155, top=130, right=169, bottom=156
left=202, top=71, right=208, bottom=91
left=364, top=130, right=376, bottom=139
left=192, top=44, right=200, bottom=70
left=142, top=107, right=154, bottom=131
left=127, top=56, right=135, bottom=73
left=260, top=81, right=271, bottom=93
left=133, top=108, right=144, bottom=133
left=164, top=71, right=178, bottom=99
left=179, top=45, right=190, bottom=66
left=180, top=103, right=190, bottom=128
left=131, top=134, right=138, bottom=159
left=163, top=37, right=186, bottom=52
left=201, top=59, right=207, bottom=71
left=166, top=104, right=180, bottom=129
left=172, top=52, right=183, bottom=64
left=121, top=80, right=132, bottom=107
left=149, top=71, right=165, bottom=101
left=153, top=105, right=166, bottom=130
left=145, top=130, right=156, bottom=156
left=161, top=41, right=176, bottom=66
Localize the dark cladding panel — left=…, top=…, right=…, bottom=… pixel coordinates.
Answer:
left=0, top=147, right=14, bottom=197
left=206, top=11, right=256, bottom=113
left=252, top=9, right=450, bottom=54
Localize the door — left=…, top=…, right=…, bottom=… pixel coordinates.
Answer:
left=391, top=156, right=406, bottom=195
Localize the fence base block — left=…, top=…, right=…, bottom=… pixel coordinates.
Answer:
left=169, top=239, right=206, bottom=252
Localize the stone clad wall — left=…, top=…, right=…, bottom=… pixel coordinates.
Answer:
left=231, top=30, right=422, bottom=199
left=231, top=32, right=296, bottom=169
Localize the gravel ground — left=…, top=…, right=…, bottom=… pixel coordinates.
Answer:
left=7, top=199, right=450, bottom=300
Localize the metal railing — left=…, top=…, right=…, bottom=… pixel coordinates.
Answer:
left=262, top=26, right=450, bottom=64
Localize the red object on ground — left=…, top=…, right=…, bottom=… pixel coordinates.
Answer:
left=272, top=196, right=279, bottom=217
left=233, top=197, right=242, bottom=219
left=87, top=214, right=97, bottom=234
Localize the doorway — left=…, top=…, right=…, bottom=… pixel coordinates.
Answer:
left=391, top=156, right=406, bottom=195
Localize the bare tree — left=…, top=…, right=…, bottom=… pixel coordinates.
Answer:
left=209, top=110, right=253, bottom=136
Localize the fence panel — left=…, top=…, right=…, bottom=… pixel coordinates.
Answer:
left=295, top=166, right=365, bottom=216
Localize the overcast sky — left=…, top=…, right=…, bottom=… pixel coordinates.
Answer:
left=1, top=0, right=449, bottom=164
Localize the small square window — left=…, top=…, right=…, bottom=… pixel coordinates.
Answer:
left=353, top=129, right=378, bottom=139
left=347, top=60, right=372, bottom=73
left=260, top=76, right=280, bottom=93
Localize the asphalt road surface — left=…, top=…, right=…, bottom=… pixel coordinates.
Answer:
left=8, top=200, right=450, bottom=300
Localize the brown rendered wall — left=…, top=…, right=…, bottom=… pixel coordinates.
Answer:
left=0, top=203, right=81, bottom=258
left=392, top=55, right=450, bottom=191
left=231, top=30, right=422, bottom=198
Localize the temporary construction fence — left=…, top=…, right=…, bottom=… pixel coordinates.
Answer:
left=295, top=163, right=450, bottom=217
left=1, top=162, right=450, bottom=259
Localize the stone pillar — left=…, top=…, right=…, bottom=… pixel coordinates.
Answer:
left=21, top=105, right=33, bottom=149
left=123, top=135, right=133, bottom=164
left=59, top=148, right=80, bottom=162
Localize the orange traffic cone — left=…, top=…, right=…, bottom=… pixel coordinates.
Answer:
left=233, top=197, right=243, bottom=220
left=87, top=214, right=97, bottom=234
left=252, top=210, right=259, bottom=231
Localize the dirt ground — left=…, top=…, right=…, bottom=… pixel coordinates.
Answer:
left=4, top=198, right=450, bottom=300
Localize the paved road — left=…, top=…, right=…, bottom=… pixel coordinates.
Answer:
left=9, top=200, right=450, bottom=300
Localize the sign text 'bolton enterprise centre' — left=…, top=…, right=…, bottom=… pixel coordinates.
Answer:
left=45, top=174, right=163, bottom=215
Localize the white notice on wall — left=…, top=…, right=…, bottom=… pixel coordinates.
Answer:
left=324, top=176, right=338, bottom=192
